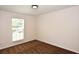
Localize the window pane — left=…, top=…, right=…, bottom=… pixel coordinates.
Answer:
left=12, top=18, right=24, bottom=41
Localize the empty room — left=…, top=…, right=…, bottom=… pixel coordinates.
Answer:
left=0, top=5, right=79, bottom=54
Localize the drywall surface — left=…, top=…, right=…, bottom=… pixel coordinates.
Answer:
left=37, top=6, right=79, bottom=53
left=0, top=10, right=36, bottom=49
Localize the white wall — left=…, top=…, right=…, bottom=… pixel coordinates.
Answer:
left=0, top=10, right=36, bottom=49
left=37, top=6, right=79, bottom=53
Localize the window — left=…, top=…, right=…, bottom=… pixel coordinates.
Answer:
left=12, top=17, right=24, bottom=41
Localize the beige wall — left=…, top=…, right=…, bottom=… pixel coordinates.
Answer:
left=0, top=10, right=36, bottom=49
left=36, top=6, right=79, bottom=53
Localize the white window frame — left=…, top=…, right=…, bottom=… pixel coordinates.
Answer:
left=12, top=17, right=24, bottom=41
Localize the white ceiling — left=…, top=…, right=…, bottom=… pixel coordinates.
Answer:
left=0, top=5, right=73, bottom=15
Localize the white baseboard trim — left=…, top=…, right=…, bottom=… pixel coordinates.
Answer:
left=36, top=39, right=78, bottom=53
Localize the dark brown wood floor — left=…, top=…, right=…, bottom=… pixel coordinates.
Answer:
left=0, top=40, right=77, bottom=54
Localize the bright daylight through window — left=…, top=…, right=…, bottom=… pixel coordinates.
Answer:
left=12, top=18, right=24, bottom=41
